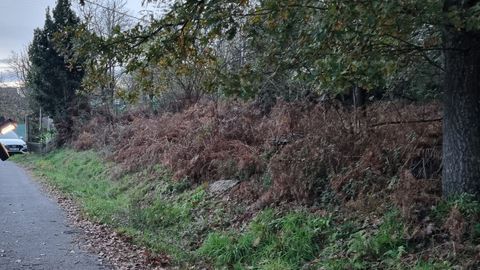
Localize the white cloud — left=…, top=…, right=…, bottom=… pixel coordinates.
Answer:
left=0, top=61, right=10, bottom=71
left=0, top=80, right=21, bottom=88
left=0, top=59, right=18, bottom=85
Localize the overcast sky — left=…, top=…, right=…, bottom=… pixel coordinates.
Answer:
left=0, top=0, right=148, bottom=84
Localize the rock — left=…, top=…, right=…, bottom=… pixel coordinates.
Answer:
left=208, top=180, right=239, bottom=195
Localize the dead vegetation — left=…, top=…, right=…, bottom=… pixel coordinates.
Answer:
left=73, top=99, right=444, bottom=214
left=68, top=99, right=480, bottom=267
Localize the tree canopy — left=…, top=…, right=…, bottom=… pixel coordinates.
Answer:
left=65, top=0, right=480, bottom=198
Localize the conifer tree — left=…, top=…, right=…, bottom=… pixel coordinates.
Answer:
left=27, top=0, right=84, bottom=145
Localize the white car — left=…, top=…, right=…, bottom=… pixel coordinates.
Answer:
left=0, top=131, right=28, bottom=154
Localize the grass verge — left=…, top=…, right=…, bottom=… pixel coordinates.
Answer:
left=12, top=149, right=214, bottom=265
left=12, top=150, right=468, bottom=269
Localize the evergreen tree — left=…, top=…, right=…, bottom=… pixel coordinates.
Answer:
left=27, top=0, right=84, bottom=145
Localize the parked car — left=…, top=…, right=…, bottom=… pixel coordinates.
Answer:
left=0, top=131, right=28, bottom=154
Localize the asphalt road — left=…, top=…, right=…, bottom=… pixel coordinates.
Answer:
left=0, top=161, right=109, bottom=270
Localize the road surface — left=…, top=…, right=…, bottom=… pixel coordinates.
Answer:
left=0, top=161, right=109, bottom=270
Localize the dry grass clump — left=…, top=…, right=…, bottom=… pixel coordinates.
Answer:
left=262, top=100, right=442, bottom=210
left=105, top=101, right=266, bottom=183
left=73, top=99, right=443, bottom=213
left=73, top=131, right=97, bottom=150
left=265, top=102, right=354, bottom=203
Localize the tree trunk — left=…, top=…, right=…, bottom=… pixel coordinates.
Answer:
left=352, top=85, right=366, bottom=109
left=352, top=85, right=366, bottom=133
left=442, top=4, right=480, bottom=198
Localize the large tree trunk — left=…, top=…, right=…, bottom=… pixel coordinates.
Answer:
left=442, top=2, right=480, bottom=198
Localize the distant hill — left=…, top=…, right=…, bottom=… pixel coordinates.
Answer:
left=0, top=87, right=30, bottom=122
